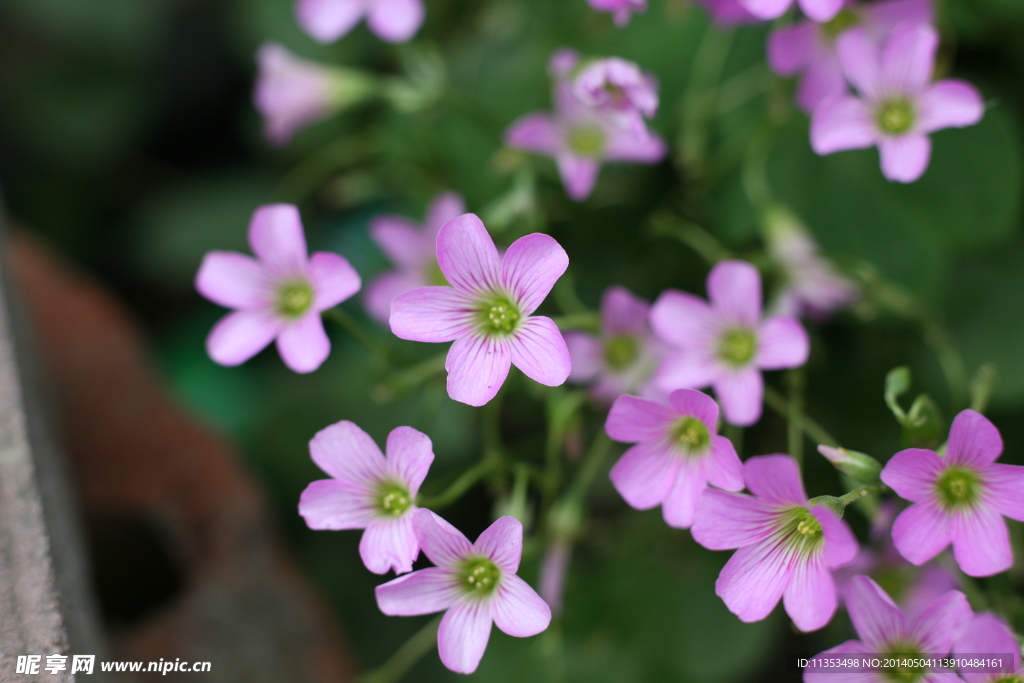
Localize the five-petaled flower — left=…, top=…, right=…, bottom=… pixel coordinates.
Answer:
left=389, top=213, right=572, bottom=407
left=881, top=409, right=1024, bottom=577
left=650, top=260, right=810, bottom=426
left=954, top=612, right=1022, bottom=683
left=811, top=23, right=984, bottom=183
left=692, top=455, right=858, bottom=631
left=195, top=204, right=361, bottom=373
left=375, top=510, right=552, bottom=674
left=606, top=389, right=744, bottom=528
left=296, top=0, right=425, bottom=44
left=586, top=0, right=647, bottom=27
left=299, top=421, right=433, bottom=574
left=571, top=57, right=659, bottom=137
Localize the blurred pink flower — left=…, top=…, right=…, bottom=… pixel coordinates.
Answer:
left=742, top=0, right=843, bottom=22
left=955, top=612, right=1022, bottom=683
left=539, top=539, right=571, bottom=615
left=691, top=0, right=759, bottom=25
left=573, top=57, right=659, bottom=137
left=586, top=0, right=647, bottom=27
left=296, top=0, right=424, bottom=44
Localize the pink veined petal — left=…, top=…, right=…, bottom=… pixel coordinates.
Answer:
left=798, top=0, right=843, bottom=22
left=768, top=22, right=817, bottom=75
left=649, top=289, right=718, bottom=348
left=796, top=55, right=848, bottom=114
left=602, top=286, right=650, bottom=336
left=445, top=334, right=512, bottom=407
left=707, top=260, right=762, bottom=327
left=603, top=128, right=667, bottom=163
left=844, top=575, right=907, bottom=651
left=309, top=420, right=388, bottom=486
left=365, top=0, right=424, bottom=43
left=951, top=505, right=1012, bottom=577
left=813, top=506, right=858, bottom=569
left=195, top=252, right=273, bottom=309
left=946, top=409, right=1003, bottom=468
left=473, top=516, right=524, bottom=575
left=878, top=134, right=932, bottom=183
left=508, top=317, right=571, bottom=388
left=691, top=489, right=777, bottom=550
left=713, top=367, right=764, bottom=427
left=296, top=0, right=364, bottom=43
left=385, top=426, right=434, bottom=495
left=389, top=286, right=475, bottom=342
left=880, top=448, right=944, bottom=502
left=370, top=215, right=430, bottom=269
left=360, top=516, right=420, bottom=575
left=803, top=640, right=876, bottom=683
left=715, top=538, right=794, bottom=623
left=604, top=394, right=677, bottom=443
left=706, top=435, right=744, bottom=492
left=248, top=204, right=309, bottom=276
left=890, top=501, right=952, bottom=566
left=564, top=332, right=602, bottom=383
left=426, top=193, right=466, bottom=232
left=661, top=459, right=709, bottom=529
left=438, top=599, right=493, bottom=674
left=309, top=252, right=361, bottom=310
left=954, top=613, right=1020, bottom=680
left=667, top=388, right=720, bottom=427
left=744, top=455, right=807, bottom=505
left=608, top=441, right=680, bottom=510
left=909, top=589, right=972, bottom=655
left=276, top=313, right=331, bottom=373
left=756, top=316, right=809, bottom=370
left=492, top=574, right=552, bottom=638
left=880, top=23, right=937, bottom=96
left=556, top=154, right=601, bottom=202
left=364, top=271, right=424, bottom=324
left=412, top=509, right=473, bottom=568
left=783, top=557, right=838, bottom=632
left=501, top=233, right=568, bottom=316
left=436, top=214, right=502, bottom=295
left=836, top=29, right=883, bottom=101
left=811, top=96, right=878, bottom=155
left=739, top=0, right=794, bottom=20
left=916, top=80, right=984, bottom=134
left=375, top=567, right=461, bottom=616
left=206, top=309, right=282, bottom=367
left=298, top=479, right=376, bottom=530
left=863, top=0, right=934, bottom=34
left=984, top=463, right=1024, bottom=522
left=504, top=113, right=562, bottom=156
left=654, top=351, right=720, bottom=393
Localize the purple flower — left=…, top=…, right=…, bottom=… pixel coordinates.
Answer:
left=375, top=510, right=551, bottom=674
left=505, top=75, right=666, bottom=201
left=564, top=286, right=665, bottom=403
left=296, top=0, right=424, bottom=44
left=299, top=421, right=433, bottom=574
left=572, top=58, right=659, bottom=137
left=195, top=204, right=361, bottom=373
left=804, top=575, right=971, bottom=683
left=769, top=0, right=933, bottom=112
left=364, top=192, right=465, bottom=324
left=740, top=0, right=843, bottom=22
left=692, top=455, right=858, bottom=631
left=811, top=23, right=984, bottom=183
left=586, top=0, right=647, bottom=27
left=954, top=612, right=1021, bottom=683
left=881, top=409, right=1024, bottom=577
left=691, top=0, right=759, bottom=25
left=389, top=213, right=571, bottom=407
left=650, top=260, right=810, bottom=427
left=606, top=389, right=744, bottom=528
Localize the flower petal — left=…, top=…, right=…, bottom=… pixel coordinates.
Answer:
left=909, top=588, right=971, bottom=655
left=844, top=575, right=906, bottom=651
left=691, top=489, right=777, bottom=550
left=740, top=0, right=794, bottom=20
left=650, top=289, right=718, bottom=348
left=783, top=557, right=837, bottom=632
left=767, top=22, right=816, bottom=75
left=713, top=367, right=764, bottom=427
left=370, top=215, right=429, bottom=268
left=706, top=435, right=744, bottom=491
left=880, top=448, right=944, bottom=502
left=608, top=441, right=679, bottom=510
left=814, top=506, right=858, bottom=569
left=661, top=459, right=708, bottom=529
left=501, top=233, right=568, bottom=316
left=438, top=599, right=493, bottom=674
left=309, top=252, right=361, bottom=310
left=445, top=334, right=512, bottom=407
left=364, top=271, right=424, bottom=324
left=881, top=23, right=937, bottom=96
left=296, top=0, right=364, bottom=43
left=917, top=80, right=984, bottom=134
left=798, top=0, right=842, bottom=22
left=360, top=516, right=420, bottom=574
left=309, top=420, right=388, bottom=486
left=708, top=260, right=762, bottom=327
left=426, top=193, right=466, bottom=232
left=878, top=134, right=931, bottom=183
left=863, top=0, right=933, bottom=30
left=492, top=574, right=552, bottom=638
left=836, top=28, right=882, bottom=100
left=375, top=567, right=461, bottom=616
left=504, top=113, right=561, bottom=155
left=946, top=409, right=1003, bottom=469
left=556, top=154, right=601, bottom=202
left=299, top=479, right=375, bottom=530
left=248, top=204, right=309, bottom=276
left=603, top=128, right=667, bottom=163
left=951, top=505, right=1012, bottom=577
left=565, top=332, right=602, bottom=383
left=668, top=388, right=720, bottom=427
left=796, top=57, right=848, bottom=114
left=756, top=316, right=809, bottom=370
left=508, top=317, right=571, bottom=387
left=605, top=394, right=677, bottom=443
left=473, top=516, right=523, bottom=574
left=811, top=96, right=878, bottom=155
left=412, top=509, right=473, bottom=568
left=601, top=286, right=650, bottom=335
left=276, top=313, right=331, bottom=373
left=954, top=613, right=1019, bottom=679
left=890, top=501, right=951, bottom=566
left=984, top=463, right=1024, bottom=522
left=436, top=214, right=502, bottom=295
left=744, top=454, right=807, bottom=505
left=803, top=640, right=874, bottom=683
left=385, top=426, right=434, bottom=494
left=390, top=286, right=476, bottom=342
left=365, top=0, right=424, bottom=43
left=196, top=252, right=273, bottom=309
left=206, top=310, right=281, bottom=367
left=654, top=351, right=719, bottom=393
left=715, top=539, right=793, bottom=623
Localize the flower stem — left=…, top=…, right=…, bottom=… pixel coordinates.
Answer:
left=357, top=616, right=441, bottom=683
left=763, top=385, right=839, bottom=448
left=837, top=484, right=884, bottom=508
left=649, top=213, right=731, bottom=265
left=417, top=457, right=501, bottom=510
left=374, top=353, right=447, bottom=401
left=787, top=370, right=805, bottom=466
left=551, top=311, right=600, bottom=332
left=322, top=308, right=388, bottom=360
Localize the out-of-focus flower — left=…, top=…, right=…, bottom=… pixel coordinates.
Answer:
left=375, top=511, right=551, bottom=674
left=564, top=286, right=664, bottom=403
left=955, top=613, right=1022, bottom=683
left=650, top=260, right=810, bottom=426
left=586, top=0, right=647, bottom=27
left=769, top=0, right=933, bottom=112
left=572, top=58, right=658, bottom=137
left=606, top=389, right=743, bottom=528
left=804, top=576, right=970, bottom=683
left=296, top=0, right=425, bottom=44
left=741, top=0, right=843, bottom=22
left=389, top=214, right=571, bottom=406
left=881, top=409, right=1024, bottom=577
left=811, top=23, right=984, bottom=183
left=692, top=455, right=858, bottom=631
left=539, top=539, right=571, bottom=615
left=255, top=43, right=378, bottom=147
left=299, top=421, right=433, bottom=574
left=364, top=193, right=465, bottom=324
left=691, top=0, right=759, bottom=25
left=195, top=204, right=361, bottom=373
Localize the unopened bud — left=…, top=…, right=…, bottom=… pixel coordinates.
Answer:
left=817, top=445, right=882, bottom=484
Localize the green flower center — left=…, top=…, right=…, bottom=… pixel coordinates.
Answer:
left=779, top=507, right=824, bottom=555
left=424, top=260, right=449, bottom=287
left=477, top=293, right=522, bottom=337
left=822, top=8, right=861, bottom=39
left=278, top=281, right=314, bottom=318
left=881, top=643, right=925, bottom=683
left=993, top=677, right=1024, bottom=683
left=604, top=334, right=640, bottom=371
left=877, top=100, right=916, bottom=135
left=670, top=417, right=711, bottom=455
left=718, top=328, right=758, bottom=367
left=935, top=466, right=981, bottom=509
left=568, top=125, right=606, bottom=158
left=374, top=481, right=413, bottom=517
left=457, top=556, right=501, bottom=597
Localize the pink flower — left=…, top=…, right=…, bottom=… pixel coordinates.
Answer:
left=586, top=0, right=647, bottom=27
left=564, top=286, right=665, bottom=403
left=954, top=612, right=1021, bottom=683
left=389, top=214, right=571, bottom=407
left=296, top=0, right=424, bottom=44
left=881, top=409, right=1024, bottom=577
left=195, top=204, right=361, bottom=373
left=375, top=511, right=552, bottom=674
left=811, top=23, right=984, bottom=183
left=649, top=260, right=810, bottom=427
left=364, top=193, right=465, bottom=324
left=691, top=0, right=759, bottom=25
left=804, top=575, right=971, bottom=683
left=606, top=389, right=744, bottom=528
left=769, top=0, right=933, bottom=112
left=539, top=539, right=571, bottom=615
left=299, top=421, right=433, bottom=574
left=572, top=58, right=659, bottom=137
left=741, top=0, right=843, bottom=22
left=692, top=455, right=858, bottom=631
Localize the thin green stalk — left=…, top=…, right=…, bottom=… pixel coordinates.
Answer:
left=566, top=432, right=613, bottom=503
left=375, top=353, right=447, bottom=400
left=358, top=616, right=441, bottom=683
left=417, top=458, right=501, bottom=509
left=649, top=214, right=731, bottom=265
left=763, top=385, right=839, bottom=448
left=723, top=422, right=744, bottom=456
left=551, top=312, right=600, bottom=332
left=323, top=308, right=387, bottom=359
left=787, top=370, right=805, bottom=466
left=274, top=137, right=369, bottom=203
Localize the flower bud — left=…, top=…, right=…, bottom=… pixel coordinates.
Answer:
left=817, top=445, right=882, bottom=484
